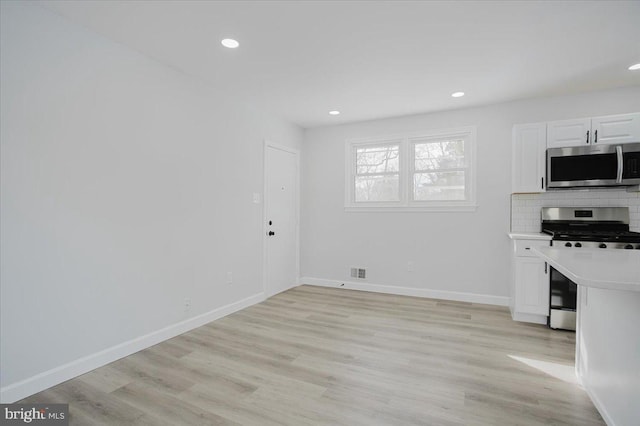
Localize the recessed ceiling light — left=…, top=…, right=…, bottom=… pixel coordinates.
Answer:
left=221, top=38, right=239, bottom=49
left=629, top=63, right=640, bottom=71
left=451, top=92, right=465, bottom=98
left=329, top=110, right=340, bottom=115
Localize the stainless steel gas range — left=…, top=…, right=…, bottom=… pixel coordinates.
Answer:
left=540, top=207, right=640, bottom=331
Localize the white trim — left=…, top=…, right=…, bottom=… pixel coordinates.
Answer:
left=581, top=379, right=616, bottom=426
left=0, top=292, right=265, bottom=403
left=510, top=311, right=548, bottom=325
left=263, top=140, right=301, bottom=298
left=300, top=277, right=508, bottom=306
left=344, top=205, right=478, bottom=213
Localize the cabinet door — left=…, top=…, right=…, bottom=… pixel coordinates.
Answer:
left=514, top=258, right=549, bottom=315
left=591, top=113, right=640, bottom=145
left=547, top=118, right=591, bottom=148
left=512, top=123, right=546, bottom=193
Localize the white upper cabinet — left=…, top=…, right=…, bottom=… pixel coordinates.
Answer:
left=591, top=113, right=640, bottom=145
left=512, top=112, right=640, bottom=194
left=512, top=123, right=546, bottom=193
left=547, top=113, right=640, bottom=148
left=547, top=118, right=591, bottom=148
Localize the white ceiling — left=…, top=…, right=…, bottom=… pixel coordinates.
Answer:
left=39, top=0, right=640, bottom=129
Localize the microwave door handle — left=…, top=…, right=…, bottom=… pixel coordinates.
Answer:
left=616, top=145, right=623, bottom=183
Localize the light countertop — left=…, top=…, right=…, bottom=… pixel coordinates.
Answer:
left=533, top=246, right=640, bottom=292
left=508, top=232, right=552, bottom=241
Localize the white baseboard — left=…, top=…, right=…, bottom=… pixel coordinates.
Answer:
left=0, top=292, right=265, bottom=403
left=582, top=379, right=616, bottom=426
left=511, top=311, right=548, bottom=325
left=300, top=277, right=509, bottom=306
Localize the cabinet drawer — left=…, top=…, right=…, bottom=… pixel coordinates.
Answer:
left=514, top=239, right=550, bottom=257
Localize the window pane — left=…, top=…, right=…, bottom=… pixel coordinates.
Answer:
left=355, top=174, right=399, bottom=202
left=356, top=144, right=400, bottom=174
left=414, top=171, right=465, bottom=201
left=414, top=139, right=465, bottom=171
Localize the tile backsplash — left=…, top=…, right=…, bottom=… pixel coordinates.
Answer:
left=511, top=188, right=640, bottom=233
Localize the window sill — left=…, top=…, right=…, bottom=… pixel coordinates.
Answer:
left=344, top=204, right=478, bottom=213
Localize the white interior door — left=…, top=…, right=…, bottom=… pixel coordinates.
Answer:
left=264, top=143, right=298, bottom=297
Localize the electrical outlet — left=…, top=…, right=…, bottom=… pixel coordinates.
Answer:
left=226, top=272, right=233, bottom=284
left=407, top=261, right=415, bottom=272
left=184, top=298, right=191, bottom=312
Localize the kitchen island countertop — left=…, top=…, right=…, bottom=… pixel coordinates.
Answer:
left=533, top=246, right=640, bottom=292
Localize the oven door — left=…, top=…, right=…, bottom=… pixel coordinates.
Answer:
left=549, top=266, right=577, bottom=331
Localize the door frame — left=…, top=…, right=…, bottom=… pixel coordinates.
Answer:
left=262, top=140, right=301, bottom=298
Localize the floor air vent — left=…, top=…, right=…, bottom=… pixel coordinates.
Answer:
left=350, top=267, right=366, bottom=279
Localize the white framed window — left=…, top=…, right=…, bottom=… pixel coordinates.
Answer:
left=353, top=140, right=402, bottom=203
left=345, top=127, right=476, bottom=211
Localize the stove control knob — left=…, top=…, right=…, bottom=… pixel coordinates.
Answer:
left=624, top=244, right=634, bottom=250
left=575, top=243, right=582, bottom=248
left=599, top=243, right=607, bottom=249
left=564, top=242, right=572, bottom=247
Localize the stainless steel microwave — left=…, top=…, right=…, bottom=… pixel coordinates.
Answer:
left=547, top=143, right=640, bottom=188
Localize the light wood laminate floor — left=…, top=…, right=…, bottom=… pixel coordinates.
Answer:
left=22, top=285, right=604, bottom=425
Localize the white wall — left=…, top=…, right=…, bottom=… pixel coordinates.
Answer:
left=0, top=2, right=301, bottom=401
left=301, top=86, right=640, bottom=302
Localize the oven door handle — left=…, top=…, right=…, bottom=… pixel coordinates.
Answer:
left=616, top=145, right=623, bottom=183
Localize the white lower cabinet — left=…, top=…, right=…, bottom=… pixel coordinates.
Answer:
left=510, top=238, right=550, bottom=324
left=514, top=257, right=549, bottom=315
